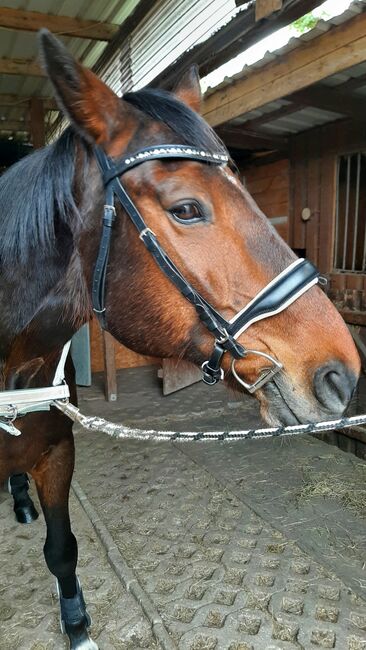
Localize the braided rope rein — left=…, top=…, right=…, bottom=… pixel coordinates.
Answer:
left=54, top=400, right=366, bottom=442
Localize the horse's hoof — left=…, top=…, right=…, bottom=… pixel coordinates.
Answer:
left=66, top=625, right=99, bottom=650
left=57, top=578, right=98, bottom=650
left=14, top=503, right=39, bottom=524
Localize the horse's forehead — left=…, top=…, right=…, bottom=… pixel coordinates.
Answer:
left=219, top=166, right=242, bottom=189
left=126, top=158, right=217, bottom=190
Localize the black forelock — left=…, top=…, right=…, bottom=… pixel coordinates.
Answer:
left=123, top=87, right=227, bottom=155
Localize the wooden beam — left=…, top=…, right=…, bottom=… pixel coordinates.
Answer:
left=0, top=93, right=57, bottom=110
left=217, top=125, right=288, bottom=150
left=0, top=57, right=43, bottom=77
left=203, top=11, right=366, bottom=127
left=29, top=97, right=45, bottom=148
left=0, top=7, right=118, bottom=41
left=256, top=0, right=283, bottom=21
left=0, top=120, right=29, bottom=132
left=288, top=85, right=366, bottom=121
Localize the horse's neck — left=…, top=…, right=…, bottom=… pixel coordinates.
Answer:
left=1, top=252, right=91, bottom=390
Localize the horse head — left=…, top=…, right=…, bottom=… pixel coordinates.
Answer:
left=40, top=31, right=360, bottom=427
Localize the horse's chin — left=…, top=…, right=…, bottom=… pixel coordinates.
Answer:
left=257, top=374, right=343, bottom=428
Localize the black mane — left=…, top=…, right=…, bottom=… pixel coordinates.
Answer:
left=124, top=87, right=227, bottom=154
left=0, top=128, right=79, bottom=267
left=0, top=87, right=226, bottom=268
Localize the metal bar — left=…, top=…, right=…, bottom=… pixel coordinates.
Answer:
left=0, top=384, right=70, bottom=408
left=351, top=152, right=361, bottom=271
left=334, top=156, right=340, bottom=269
left=342, top=155, right=351, bottom=270
left=362, top=154, right=366, bottom=271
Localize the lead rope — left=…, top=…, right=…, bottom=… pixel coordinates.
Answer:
left=53, top=399, right=366, bottom=442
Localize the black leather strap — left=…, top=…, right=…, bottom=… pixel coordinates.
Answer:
left=92, top=145, right=229, bottom=334
left=91, top=185, right=115, bottom=329
left=91, top=144, right=319, bottom=389
left=101, top=144, right=229, bottom=185
left=228, top=259, right=318, bottom=337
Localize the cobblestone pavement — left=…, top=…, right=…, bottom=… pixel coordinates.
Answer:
left=1, top=366, right=366, bottom=649
left=0, top=483, right=159, bottom=649
left=74, top=430, right=366, bottom=650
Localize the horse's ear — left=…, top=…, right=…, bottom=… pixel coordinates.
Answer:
left=38, top=29, right=124, bottom=143
left=173, top=65, right=202, bottom=113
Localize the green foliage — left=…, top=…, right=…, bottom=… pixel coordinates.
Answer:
left=292, top=12, right=319, bottom=34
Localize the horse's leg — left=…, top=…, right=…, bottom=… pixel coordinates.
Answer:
left=31, top=433, right=98, bottom=650
left=8, top=473, right=39, bottom=523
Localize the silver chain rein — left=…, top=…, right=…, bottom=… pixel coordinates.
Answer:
left=53, top=399, right=366, bottom=442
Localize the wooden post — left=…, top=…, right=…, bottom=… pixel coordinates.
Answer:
left=29, top=97, right=45, bottom=148
left=255, top=0, right=283, bottom=21
left=102, top=331, right=117, bottom=401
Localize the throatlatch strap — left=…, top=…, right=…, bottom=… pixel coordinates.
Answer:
left=91, top=186, right=116, bottom=328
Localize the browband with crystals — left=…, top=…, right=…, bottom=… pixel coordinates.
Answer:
left=101, top=144, right=229, bottom=184
left=92, top=143, right=319, bottom=391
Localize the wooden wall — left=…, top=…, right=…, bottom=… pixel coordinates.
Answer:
left=289, top=118, right=366, bottom=322
left=244, top=158, right=290, bottom=241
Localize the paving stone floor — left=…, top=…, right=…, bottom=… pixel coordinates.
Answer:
left=0, top=484, right=159, bottom=649
left=0, top=365, right=365, bottom=649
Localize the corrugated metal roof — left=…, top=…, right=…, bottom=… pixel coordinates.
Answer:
left=0, top=0, right=140, bottom=138
left=120, top=0, right=247, bottom=91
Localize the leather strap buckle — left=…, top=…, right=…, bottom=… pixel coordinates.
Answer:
left=139, top=227, right=155, bottom=240
left=231, top=350, right=283, bottom=394
left=201, top=360, right=224, bottom=385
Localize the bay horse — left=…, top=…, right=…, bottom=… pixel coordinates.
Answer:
left=0, top=30, right=360, bottom=649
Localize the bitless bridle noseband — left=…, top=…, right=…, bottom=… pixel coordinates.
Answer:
left=92, top=143, right=320, bottom=392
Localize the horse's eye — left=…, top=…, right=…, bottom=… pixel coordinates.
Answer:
left=169, top=202, right=204, bottom=224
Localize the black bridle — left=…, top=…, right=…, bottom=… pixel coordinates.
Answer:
left=92, top=144, right=319, bottom=391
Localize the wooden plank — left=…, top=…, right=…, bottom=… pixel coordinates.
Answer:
left=161, top=359, right=202, bottom=395
left=204, top=11, right=366, bottom=127
left=305, top=135, right=320, bottom=265
left=0, top=7, right=118, bottom=41
left=0, top=93, right=57, bottom=110
left=0, top=57, right=43, bottom=77
left=29, top=97, right=45, bottom=148
left=256, top=0, right=283, bottom=21
left=289, top=134, right=307, bottom=250
left=339, top=310, right=366, bottom=327
left=0, top=120, right=29, bottom=131
left=318, top=141, right=337, bottom=274
left=102, top=331, right=117, bottom=402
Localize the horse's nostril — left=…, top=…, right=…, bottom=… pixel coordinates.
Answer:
left=313, top=362, right=358, bottom=412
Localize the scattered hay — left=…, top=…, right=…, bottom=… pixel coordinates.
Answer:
left=296, top=461, right=366, bottom=517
